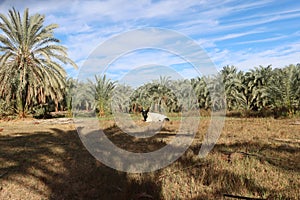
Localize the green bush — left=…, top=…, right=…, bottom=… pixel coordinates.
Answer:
left=0, top=99, right=15, bottom=117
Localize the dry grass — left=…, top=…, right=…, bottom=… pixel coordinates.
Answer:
left=0, top=117, right=299, bottom=199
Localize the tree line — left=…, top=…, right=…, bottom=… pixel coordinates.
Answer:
left=69, top=64, right=300, bottom=118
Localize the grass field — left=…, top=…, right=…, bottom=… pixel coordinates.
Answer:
left=0, top=116, right=299, bottom=199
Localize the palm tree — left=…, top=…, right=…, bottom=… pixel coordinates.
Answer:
left=221, top=65, right=246, bottom=111
left=64, top=77, right=78, bottom=115
left=206, top=73, right=226, bottom=111
left=90, top=74, right=116, bottom=117
left=191, top=76, right=210, bottom=109
left=169, top=79, right=195, bottom=112
left=268, top=64, right=300, bottom=116
left=130, top=84, right=151, bottom=112
left=151, top=76, right=174, bottom=112
left=232, top=70, right=251, bottom=112
left=242, top=65, right=272, bottom=112
left=112, top=84, right=133, bottom=113
left=294, top=64, right=300, bottom=110
left=0, top=8, right=77, bottom=117
left=72, top=81, right=94, bottom=112
left=130, top=80, right=178, bottom=113
left=154, top=75, right=172, bottom=87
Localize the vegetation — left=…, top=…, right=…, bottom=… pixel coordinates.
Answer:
left=0, top=8, right=77, bottom=118
left=0, top=117, right=299, bottom=199
left=69, top=64, right=300, bottom=119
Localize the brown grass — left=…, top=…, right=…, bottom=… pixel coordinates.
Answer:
left=0, top=117, right=299, bottom=199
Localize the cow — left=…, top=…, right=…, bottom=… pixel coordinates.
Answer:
left=141, top=107, right=169, bottom=122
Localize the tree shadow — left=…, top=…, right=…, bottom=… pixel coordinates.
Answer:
left=0, top=125, right=163, bottom=199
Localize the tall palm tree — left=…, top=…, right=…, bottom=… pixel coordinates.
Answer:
left=72, top=81, right=94, bottom=112
left=151, top=76, right=174, bottom=112
left=243, top=65, right=272, bottom=111
left=191, top=76, right=210, bottom=109
left=206, top=73, right=226, bottom=111
left=221, top=65, right=246, bottom=111
left=0, top=8, right=77, bottom=117
left=154, top=75, right=172, bottom=87
left=169, top=79, right=195, bottom=112
left=64, top=77, right=78, bottom=115
left=294, top=64, right=300, bottom=110
left=90, top=74, right=116, bottom=117
left=112, top=83, right=133, bottom=113
left=268, top=64, right=300, bottom=115
left=130, top=81, right=178, bottom=113
left=130, top=84, right=151, bottom=112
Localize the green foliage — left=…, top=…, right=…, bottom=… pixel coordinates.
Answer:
left=267, top=64, right=300, bottom=116
left=191, top=64, right=300, bottom=117
left=112, top=84, right=133, bottom=113
left=221, top=66, right=245, bottom=111
left=244, top=65, right=273, bottom=111
left=0, top=8, right=77, bottom=118
left=32, top=104, right=50, bottom=118
left=192, top=76, right=210, bottom=109
left=67, top=67, right=300, bottom=118
left=0, top=99, right=15, bottom=117
left=90, top=74, right=117, bottom=116
left=130, top=79, right=178, bottom=113
left=63, top=77, right=78, bottom=116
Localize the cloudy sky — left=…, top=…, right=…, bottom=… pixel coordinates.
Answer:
left=1, top=0, right=300, bottom=83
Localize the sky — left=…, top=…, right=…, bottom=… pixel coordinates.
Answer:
left=0, top=0, right=300, bottom=85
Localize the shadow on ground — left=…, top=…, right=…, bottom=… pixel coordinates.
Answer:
left=0, top=126, right=163, bottom=200
left=0, top=122, right=299, bottom=199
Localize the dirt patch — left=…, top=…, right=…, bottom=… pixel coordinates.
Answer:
left=32, top=118, right=75, bottom=125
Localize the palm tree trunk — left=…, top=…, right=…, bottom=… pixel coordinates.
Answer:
left=17, top=68, right=26, bottom=118
left=16, top=93, right=25, bottom=118
left=55, top=100, right=59, bottom=112
left=98, top=99, right=105, bottom=117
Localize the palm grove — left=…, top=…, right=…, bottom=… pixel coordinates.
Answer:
left=0, top=8, right=300, bottom=118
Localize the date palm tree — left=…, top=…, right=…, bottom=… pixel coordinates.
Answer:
left=73, top=81, right=94, bottom=112
left=243, top=65, right=272, bottom=111
left=221, top=65, right=246, bottom=111
left=170, top=79, right=195, bottom=112
left=192, top=76, right=210, bottom=109
left=0, top=8, right=77, bottom=117
left=268, top=64, right=300, bottom=116
left=130, top=79, right=178, bottom=113
left=112, top=84, right=133, bottom=113
left=90, top=74, right=116, bottom=117
left=64, top=77, right=78, bottom=115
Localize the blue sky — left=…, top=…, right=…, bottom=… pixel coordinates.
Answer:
left=1, top=0, right=300, bottom=84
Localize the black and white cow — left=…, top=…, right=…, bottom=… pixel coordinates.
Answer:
left=141, top=107, right=169, bottom=122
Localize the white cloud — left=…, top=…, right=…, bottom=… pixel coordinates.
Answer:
left=209, top=41, right=300, bottom=71
left=213, top=30, right=264, bottom=42
left=234, top=35, right=286, bottom=45
left=0, top=0, right=299, bottom=77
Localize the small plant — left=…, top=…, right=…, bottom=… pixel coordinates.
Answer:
left=0, top=99, right=15, bottom=117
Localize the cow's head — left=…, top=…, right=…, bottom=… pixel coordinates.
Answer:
left=141, top=107, right=149, bottom=121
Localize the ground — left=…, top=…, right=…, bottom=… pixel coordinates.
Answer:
left=0, top=117, right=299, bottom=200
